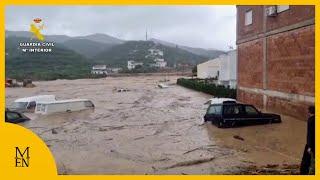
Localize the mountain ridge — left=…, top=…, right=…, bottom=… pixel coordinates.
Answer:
left=6, top=30, right=225, bottom=58
left=5, top=30, right=124, bottom=45
left=150, top=38, right=225, bottom=58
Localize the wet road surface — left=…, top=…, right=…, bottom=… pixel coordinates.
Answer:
left=5, top=76, right=307, bottom=174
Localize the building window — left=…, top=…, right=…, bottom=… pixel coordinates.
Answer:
left=277, top=5, right=289, bottom=13
left=245, top=10, right=253, bottom=26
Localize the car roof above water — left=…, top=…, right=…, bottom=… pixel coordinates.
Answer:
left=37, top=99, right=91, bottom=105
left=14, top=95, right=56, bottom=103
left=209, top=98, right=237, bottom=105
left=209, top=102, right=254, bottom=107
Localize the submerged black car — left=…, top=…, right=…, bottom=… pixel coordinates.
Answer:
left=204, top=103, right=281, bottom=128
left=5, top=110, right=30, bottom=124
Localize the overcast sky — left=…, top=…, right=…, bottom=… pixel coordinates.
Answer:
left=6, top=6, right=236, bottom=50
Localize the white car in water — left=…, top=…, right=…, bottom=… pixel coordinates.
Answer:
left=8, top=95, right=56, bottom=113
left=35, top=99, right=95, bottom=115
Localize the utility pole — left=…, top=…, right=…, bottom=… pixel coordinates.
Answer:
left=146, top=28, right=148, bottom=41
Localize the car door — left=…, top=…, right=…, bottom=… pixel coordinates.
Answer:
left=243, top=105, right=263, bottom=124
left=222, top=104, right=244, bottom=124
left=204, top=104, right=222, bottom=122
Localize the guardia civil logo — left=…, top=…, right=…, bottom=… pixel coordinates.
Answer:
left=18, top=18, right=55, bottom=53
left=30, top=18, right=45, bottom=41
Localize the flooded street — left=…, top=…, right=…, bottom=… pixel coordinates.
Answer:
left=5, top=76, right=307, bottom=174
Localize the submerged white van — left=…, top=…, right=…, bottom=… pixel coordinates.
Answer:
left=9, top=95, right=56, bottom=112
left=35, top=99, right=95, bottom=115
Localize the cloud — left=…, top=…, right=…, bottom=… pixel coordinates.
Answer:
left=6, top=5, right=236, bottom=50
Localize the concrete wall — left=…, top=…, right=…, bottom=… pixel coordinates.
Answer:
left=219, top=50, right=237, bottom=81
left=219, top=50, right=237, bottom=89
left=197, top=59, right=220, bottom=79
left=198, top=50, right=237, bottom=89
left=236, top=5, right=315, bottom=120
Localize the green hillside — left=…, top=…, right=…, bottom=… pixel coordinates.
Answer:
left=5, top=36, right=92, bottom=80
left=94, top=41, right=209, bottom=67
left=5, top=37, right=210, bottom=81
left=63, top=39, right=115, bottom=58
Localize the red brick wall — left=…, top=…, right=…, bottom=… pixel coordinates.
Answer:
left=237, top=89, right=263, bottom=109
left=238, top=39, right=263, bottom=89
left=267, top=25, right=315, bottom=96
left=266, top=96, right=311, bottom=120
left=266, top=5, right=315, bottom=32
left=238, top=90, right=312, bottom=120
left=237, top=6, right=264, bottom=41
left=237, top=5, right=315, bottom=41
left=237, top=5, right=314, bottom=120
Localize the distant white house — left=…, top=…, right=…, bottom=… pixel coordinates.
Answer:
left=128, top=47, right=167, bottom=70
left=148, top=48, right=167, bottom=68
left=148, top=48, right=164, bottom=56
left=107, top=67, right=122, bottom=73
left=197, top=50, right=237, bottom=89
left=150, top=58, right=167, bottom=68
left=91, top=65, right=108, bottom=75
left=128, top=60, right=143, bottom=70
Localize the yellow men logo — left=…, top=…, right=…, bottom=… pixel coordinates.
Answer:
left=30, top=18, right=45, bottom=41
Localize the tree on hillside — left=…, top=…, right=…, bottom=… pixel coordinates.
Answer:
left=192, top=66, right=197, bottom=79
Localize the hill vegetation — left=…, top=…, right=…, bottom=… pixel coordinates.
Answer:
left=5, top=31, right=221, bottom=81
left=6, top=36, right=92, bottom=80
left=94, top=41, right=209, bottom=67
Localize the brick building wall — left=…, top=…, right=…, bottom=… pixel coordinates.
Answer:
left=236, top=5, right=315, bottom=120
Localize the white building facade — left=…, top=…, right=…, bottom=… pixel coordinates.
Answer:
left=197, top=50, right=237, bottom=89
left=91, top=65, right=108, bottom=75
left=148, top=48, right=164, bottom=56
left=197, top=59, right=220, bottom=79
left=218, top=50, right=237, bottom=89
left=150, top=58, right=167, bottom=68
left=127, top=60, right=143, bottom=70
left=147, top=48, right=167, bottom=68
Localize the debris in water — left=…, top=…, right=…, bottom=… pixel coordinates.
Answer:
left=133, top=136, right=145, bottom=140
left=183, top=145, right=217, bottom=155
left=237, top=164, right=300, bottom=175
left=99, top=127, right=108, bottom=131
left=233, top=135, right=244, bottom=141
left=52, top=128, right=58, bottom=134
left=266, top=164, right=279, bottom=168
left=159, top=79, right=170, bottom=82
left=158, top=83, right=169, bottom=88
left=163, top=157, right=216, bottom=169
left=99, top=125, right=125, bottom=132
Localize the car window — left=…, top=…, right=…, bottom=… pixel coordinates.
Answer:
left=41, top=104, right=46, bottom=111
left=84, top=101, right=94, bottom=107
left=27, top=101, right=36, bottom=109
left=223, top=105, right=242, bottom=115
left=207, top=105, right=222, bottom=115
left=12, top=102, right=28, bottom=109
left=6, top=112, right=21, bottom=120
left=245, top=105, right=259, bottom=115
left=36, top=104, right=42, bottom=111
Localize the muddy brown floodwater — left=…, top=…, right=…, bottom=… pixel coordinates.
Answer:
left=5, top=76, right=307, bottom=175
